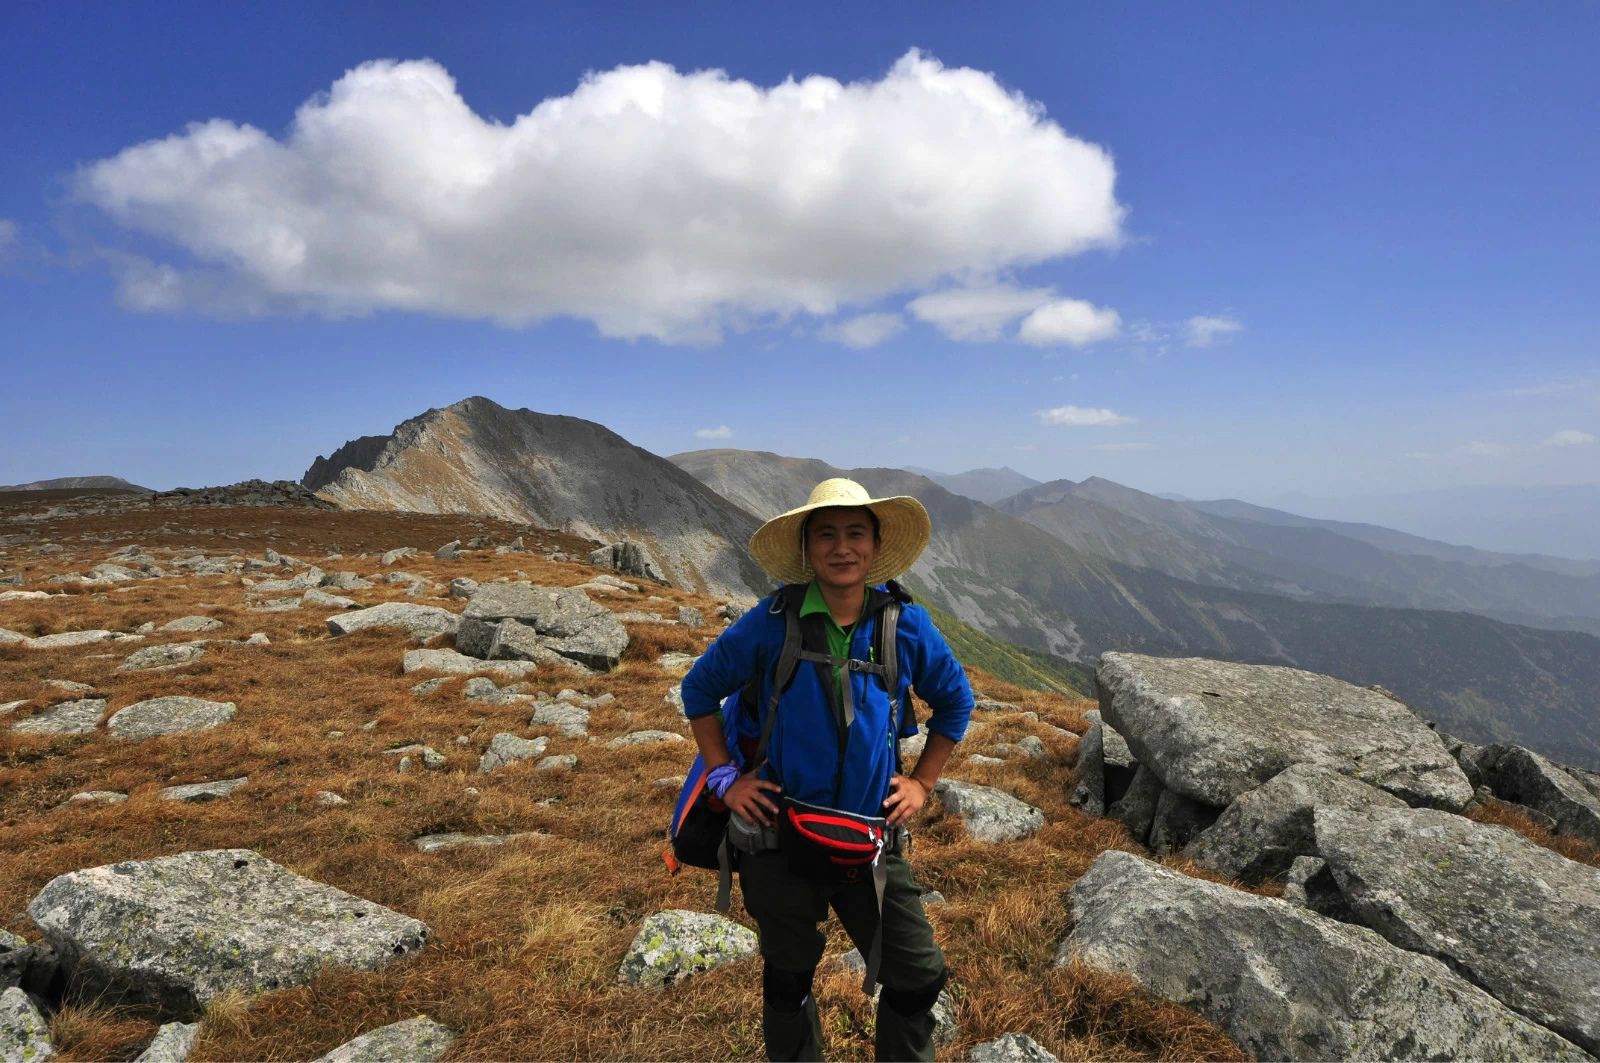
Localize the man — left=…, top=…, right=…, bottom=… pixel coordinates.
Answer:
left=681, top=477, right=974, bottom=1061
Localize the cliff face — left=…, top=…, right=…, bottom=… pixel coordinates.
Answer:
left=303, top=398, right=769, bottom=598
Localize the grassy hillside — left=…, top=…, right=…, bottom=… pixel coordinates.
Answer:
left=923, top=603, right=1095, bottom=698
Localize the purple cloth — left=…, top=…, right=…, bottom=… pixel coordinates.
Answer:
left=706, top=763, right=740, bottom=799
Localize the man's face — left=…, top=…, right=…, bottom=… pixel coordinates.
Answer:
left=804, top=507, right=879, bottom=591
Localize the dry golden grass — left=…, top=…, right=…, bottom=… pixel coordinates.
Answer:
left=1465, top=795, right=1600, bottom=867
left=0, top=502, right=1253, bottom=1060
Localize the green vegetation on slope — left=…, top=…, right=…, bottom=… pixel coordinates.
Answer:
left=924, top=603, right=1095, bottom=697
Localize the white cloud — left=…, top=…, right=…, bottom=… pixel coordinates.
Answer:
left=907, top=283, right=1054, bottom=341
left=1017, top=298, right=1121, bottom=347
left=77, top=52, right=1124, bottom=342
left=823, top=311, right=905, bottom=348
left=1092, top=441, right=1153, bottom=452
left=1545, top=429, right=1596, bottom=447
left=1035, top=405, right=1133, bottom=427
left=694, top=425, right=734, bottom=440
left=1461, top=440, right=1511, bottom=458
left=1184, top=314, right=1243, bottom=347
left=0, top=219, right=16, bottom=254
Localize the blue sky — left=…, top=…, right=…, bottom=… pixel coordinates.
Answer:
left=3, top=1, right=1597, bottom=506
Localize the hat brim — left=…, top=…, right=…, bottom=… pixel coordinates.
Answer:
left=749, top=494, right=930, bottom=586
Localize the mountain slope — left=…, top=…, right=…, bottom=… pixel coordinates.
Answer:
left=918, top=465, right=1042, bottom=505
left=0, top=476, right=149, bottom=492
left=304, top=397, right=769, bottom=597
left=674, top=449, right=1600, bottom=769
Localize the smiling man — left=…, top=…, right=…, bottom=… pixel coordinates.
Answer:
left=681, top=477, right=974, bottom=1061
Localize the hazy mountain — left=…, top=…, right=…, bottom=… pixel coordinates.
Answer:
left=912, top=465, right=1042, bottom=505
left=995, top=478, right=1600, bottom=635
left=675, top=449, right=1600, bottom=768
left=303, top=397, right=769, bottom=597
left=0, top=475, right=149, bottom=492
left=1268, top=484, right=1600, bottom=561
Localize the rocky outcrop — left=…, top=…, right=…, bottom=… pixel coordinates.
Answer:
left=1473, top=743, right=1600, bottom=846
left=1315, top=805, right=1600, bottom=1053
left=457, top=585, right=628, bottom=672
left=326, top=603, right=459, bottom=642
left=1096, top=653, right=1472, bottom=810
left=26, top=849, right=428, bottom=1019
left=153, top=480, right=333, bottom=508
left=1060, top=851, right=1585, bottom=1061
left=588, top=541, right=666, bottom=584
left=616, top=910, right=757, bottom=988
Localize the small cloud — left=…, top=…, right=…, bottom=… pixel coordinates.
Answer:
left=908, top=283, right=1053, bottom=341
left=1017, top=298, right=1121, bottom=347
left=1461, top=440, right=1510, bottom=458
left=1035, top=405, right=1133, bottom=427
left=1545, top=429, right=1596, bottom=448
left=1184, top=314, right=1243, bottom=348
left=0, top=219, right=16, bottom=254
left=694, top=425, right=733, bottom=440
left=1129, top=320, right=1164, bottom=344
left=1092, top=442, right=1153, bottom=452
left=822, top=311, right=906, bottom=348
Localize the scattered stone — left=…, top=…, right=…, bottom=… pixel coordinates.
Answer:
left=87, top=562, right=139, bottom=583
left=64, top=791, right=129, bottom=807
left=0, top=700, right=26, bottom=719
left=677, top=606, right=704, bottom=627
left=118, top=641, right=208, bottom=672
left=314, top=792, right=348, bottom=808
left=607, top=730, right=686, bottom=749
left=1096, top=653, right=1472, bottom=811
left=384, top=745, right=446, bottom=770
left=1183, top=764, right=1407, bottom=882
left=400, top=648, right=537, bottom=679
left=0, top=590, right=53, bottom=602
left=615, top=610, right=677, bottom=624
left=656, top=652, right=699, bottom=676
left=973, top=696, right=1020, bottom=712
left=1315, top=803, right=1600, bottom=1053
left=1014, top=736, right=1046, bottom=758
left=1060, top=850, right=1585, bottom=1061
left=920, top=890, right=946, bottom=906
left=536, top=754, right=578, bottom=772
left=589, top=541, right=666, bottom=584
left=478, top=733, right=549, bottom=772
left=12, top=698, right=106, bottom=736
left=411, top=832, right=537, bottom=853
left=158, top=778, right=248, bottom=802
left=26, top=848, right=429, bottom=1018
left=448, top=577, right=478, bottom=599
left=27, top=630, right=117, bottom=650
left=381, top=548, right=415, bottom=566
left=718, top=601, right=750, bottom=623
left=313, top=1015, right=455, bottom=1063
left=616, top=910, right=757, bottom=988
left=247, top=566, right=324, bottom=594
left=462, top=677, right=529, bottom=705
left=44, top=679, right=93, bottom=694
left=303, top=589, right=357, bottom=610
left=327, top=603, right=459, bottom=642
left=133, top=1021, right=198, bottom=1063
left=322, top=572, right=374, bottom=591
left=967, top=754, right=1005, bottom=767
left=409, top=678, right=451, bottom=696
left=107, top=697, right=236, bottom=740
left=434, top=540, right=461, bottom=561
left=459, top=585, right=629, bottom=671
left=932, top=987, right=957, bottom=1047
left=933, top=779, right=1044, bottom=842
left=0, top=986, right=53, bottom=1063
left=663, top=684, right=684, bottom=714
left=159, top=616, right=223, bottom=633
left=970, top=1033, right=1057, bottom=1061
left=0, top=628, right=29, bottom=646
left=1474, top=743, right=1600, bottom=846
left=251, top=597, right=301, bottom=612
left=530, top=703, right=589, bottom=738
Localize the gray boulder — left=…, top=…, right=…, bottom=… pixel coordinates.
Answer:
left=657, top=652, right=698, bottom=676
left=0, top=986, right=52, bottom=1063
left=1059, top=850, right=1586, bottom=1061
left=537, top=754, right=578, bottom=772
left=26, top=849, right=429, bottom=1019
left=158, top=616, right=222, bottom=633
left=400, top=648, right=536, bottom=679
left=0, top=628, right=27, bottom=647
left=933, top=779, right=1044, bottom=843
left=158, top=778, right=248, bottom=802
left=1315, top=804, right=1600, bottom=1053
left=322, top=572, right=374, bottom=591
left=1475, top=743, right=1600, bottom=846
left=616, top=910, right=756, bottom=988
left=381, top=547, right=415, bottom=566
left=303, top=589, right=357, bottom=610
left=677, top=606, right=704, bottom=627
left=11, top=698, right=105, bottom=736
left=1183, top=763, right=1406, bottom=883
left=314, top=1016, right=455, bottom=1063
left=448, top=577, right=478, bottom=599
left=107, top=697, right=236, bottom=740
left=326, top=603, right=458, bottom=641
left=434, top=540, right=461, bottom=561
left=588, top=541, right=666, bottom=583
left=1106, top=764, right=1163, bottom=844
left=478, top=733, right=549, bottom=772
left=118, top=642, right=207, bottom=672
left=133, top=1022, right=198, bottom=1063
left=27, top=630, right=117, bottom=650
left=970, top=1033, right=1057, bottom=1061
left=530, top=703, right=589, bottom=738
left=458, top=585, right=628, bottom=672
left=1096, top=653, right=1472, bottom=811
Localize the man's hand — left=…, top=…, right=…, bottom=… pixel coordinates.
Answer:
left=724, top=771, right=783, bottom=827
left=883, top=774, right=931, bottom=827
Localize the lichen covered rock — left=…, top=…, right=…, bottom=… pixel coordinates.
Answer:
left=616, top=909, right=756, bottom=988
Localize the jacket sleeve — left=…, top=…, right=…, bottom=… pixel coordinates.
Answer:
left=680, top=599, right=772, bottom=720
left=906, top=605, right=973, bottom=742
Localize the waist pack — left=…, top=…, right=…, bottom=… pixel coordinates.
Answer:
left=780, top=797, right=889, bottom=884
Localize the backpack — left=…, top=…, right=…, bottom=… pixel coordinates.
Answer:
left=662, top=581, right=912, bottom=883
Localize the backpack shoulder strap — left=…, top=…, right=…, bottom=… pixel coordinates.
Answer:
left=750, top=584, right=806, bottom=769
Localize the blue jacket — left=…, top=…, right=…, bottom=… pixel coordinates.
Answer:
left=680, top=587, right=974, bottom=818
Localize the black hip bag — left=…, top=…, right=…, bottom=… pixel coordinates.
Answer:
left=779, top=797, right=888, bottom=882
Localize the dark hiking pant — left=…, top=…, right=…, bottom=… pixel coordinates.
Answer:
left=740, top=849, right=947, bottom=1062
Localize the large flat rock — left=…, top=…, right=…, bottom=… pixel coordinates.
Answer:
left=26, top=849, right=429, bottom=1018
left=326, top=603, right=458, bottom=642
left=11, top=698, right=106, bottom=736
left=1315, top=804, right=1600, bottom=1054
left=107, top=697, right=236, bottom=740
left=1059, top=850, right=1585, bottom=1061
left=1096, top=653, right=1471, bottom=810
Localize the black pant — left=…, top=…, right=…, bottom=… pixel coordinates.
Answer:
left=740, top=850, right=946, bottom=1061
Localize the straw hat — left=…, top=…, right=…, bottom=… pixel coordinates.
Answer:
left=748, top=478, right=931, bottom=586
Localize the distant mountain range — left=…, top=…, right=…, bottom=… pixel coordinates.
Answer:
left=0, top=476, right=149, bottom=492
left=904, top=465, right=1042, bottom=504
